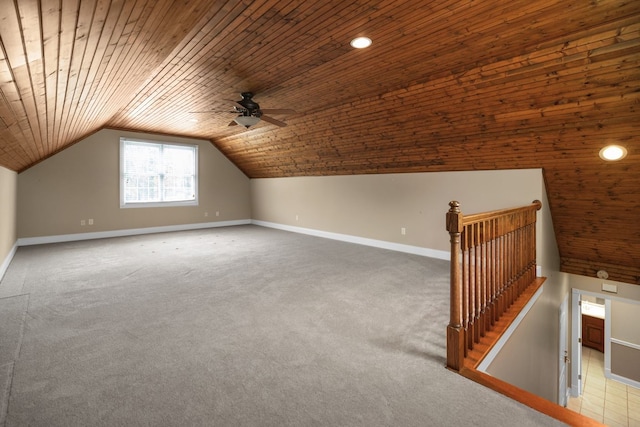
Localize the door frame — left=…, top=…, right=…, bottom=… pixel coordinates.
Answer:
left=570, top=289, right=582, bottom=397
left=571, top=288, right=640, bottom=395
left=558, top=293, right=569, bottom=406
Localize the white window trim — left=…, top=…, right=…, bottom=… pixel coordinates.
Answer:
left=120, top=137, right=199, bottom=209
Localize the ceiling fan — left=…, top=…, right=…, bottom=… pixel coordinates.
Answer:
left=190, top=92, right=295, bottom=128
left=226, top=92, right=296, bottom=128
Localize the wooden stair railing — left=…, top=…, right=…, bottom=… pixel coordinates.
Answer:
left=446, top=200, right=542, bottom=371
left=445, top=200, right=605, bottom=426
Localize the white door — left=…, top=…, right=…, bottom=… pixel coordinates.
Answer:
left=558, top=294, right=569, bottom=406
left=571, top=290, right=583, bottom=397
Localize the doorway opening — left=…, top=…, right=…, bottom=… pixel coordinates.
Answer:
left=568, top=289, right=640, bottom=425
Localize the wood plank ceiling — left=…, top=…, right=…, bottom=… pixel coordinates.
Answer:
left=0, top=0, right=638, bottom=284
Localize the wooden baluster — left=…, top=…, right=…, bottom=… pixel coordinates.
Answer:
left=520, top=225, right=524, bottom=291
left=518, top=220, right=524, bottom=292
left=511, top=227, right=516, bottom=299
left=531, top=225, right=536, bottom=278
left=523, top=224, right=528, bottom=292
left=498, top=217, right=503, bottom=319
left=512, top=216, right=517, bottom=301
left=522, top=222, right=533, bottom=291
left=483, top=220, right=491, bottom=333
left=462, top=236, right=473, bottom=356
left=504, top=222, right=510, bottom=310
left=485, top=220, right=491, bottom=329
left=518, top=219, right=529, bottom=290
left=530, top=223, right=536, bottom=280
left=494, top=218, right=499, bottom=320
left=511, top=226, right=517, bottom=305
left=488, top=218, right=496, bottom=327
left=507, top=227, right=514, bottom=308
left=529, top=220, right=536, bottom=281
left=475, top=223, right=481, bottom=340
left=504, top=227, right=510, bottom=309
left=523, top=223, right=529, bottom=292
left=477, top=222, right=486, bottom=339
left=524, top=227, right=528, bottom=289
left=446, top=201, right=464, bottom=371
left=499, top=216, right=506, bottom=320
left=515, top=225, right=521, bottom=297
left=467, top=225, right=475, bottom=348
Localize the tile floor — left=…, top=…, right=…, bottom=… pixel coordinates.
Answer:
left=567, top=347, right=640, bottom=426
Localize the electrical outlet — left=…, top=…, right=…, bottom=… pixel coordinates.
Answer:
left=401, top=227, right=406, bottom=235
left=88, top=219, right=94, bottom=225
left=80, top=220, right=86, bottom=226
left=215, top=211, right=219, bottom=217
left=295, top=215, right=299, bottom=221
left=204, top=212, right=208, bottom=217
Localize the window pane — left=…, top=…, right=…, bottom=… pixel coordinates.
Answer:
left=163, top=146, right=194, bottom=175
left=125, top=143, right=161, bottom=175
left=163, top=175, right=193, bottom=201
left=123, top=143, right=162, bottom=203
left=121, top=138, right=197, bottom=207
left=162, top=145, right=196, bottom=201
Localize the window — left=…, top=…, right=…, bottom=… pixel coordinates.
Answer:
left=120, top=138, right=198, bottom=208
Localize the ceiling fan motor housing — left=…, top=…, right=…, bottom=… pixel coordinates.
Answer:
left=230, top=92, right=292, bottom=128
left=238, top=92, right=260, bottom=112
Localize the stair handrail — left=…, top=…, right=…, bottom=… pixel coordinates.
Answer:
left=446, top=200, right=542, bottom=371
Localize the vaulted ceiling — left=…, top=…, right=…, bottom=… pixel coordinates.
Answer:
left=0, top=0, right=638, bottom=283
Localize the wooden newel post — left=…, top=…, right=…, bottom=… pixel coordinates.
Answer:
left=446, top=200, right=464, bottom=371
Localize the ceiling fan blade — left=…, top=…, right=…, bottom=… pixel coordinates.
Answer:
left=261, top=115, right=287, bottom=127
left=226, top=99, right=246, bottom=110
left=189, top=110, right=233, bottom=113
left=260, top=108, right=296, bottom=115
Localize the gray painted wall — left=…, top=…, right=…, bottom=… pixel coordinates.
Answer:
left=611, top=299, right=640, bottom=382
left=17, top=129, right=251, bottom=238
left=251, top=169, right=545, bottom=255
left=0, top=165, right=17, bottom=276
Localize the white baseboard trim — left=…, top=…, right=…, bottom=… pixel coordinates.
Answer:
left=607, top=371, right=640, bottom=390
left=17, top=220, right=252, bottom=246
left=251, top=220, right=451, bottom=261
left=476, top=284, right=545, bottom=372
left=0, top=242, right=18, bottom=282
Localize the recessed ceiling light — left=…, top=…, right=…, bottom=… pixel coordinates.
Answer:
left=350, top=36, right=372, bottom=49
left=599, top=144, right=627, bottom=161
